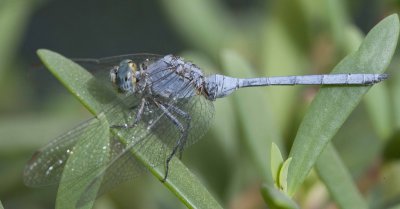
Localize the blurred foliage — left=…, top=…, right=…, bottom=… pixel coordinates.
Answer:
left=1, top=0, right=400, bottom=209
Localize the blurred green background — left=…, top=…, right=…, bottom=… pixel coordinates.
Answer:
left=1, top=0, right=400, bottom=208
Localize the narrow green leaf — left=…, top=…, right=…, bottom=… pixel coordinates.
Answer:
left=288, top=14, right=400, bottom=195
left=261, top=184, right=299, bottom=209
left=316, top=144, right=367, bottom=209
left=271, top=143, right=284, bottom=187
left=278, top=158, right=292, bottom=194
left=0, top=200, right=4, bottom=209
left=342, top=23, right=393, bottom=141
left=37, top=49, right=222, bottom=209
left=319, top=20, right=388, bottom=209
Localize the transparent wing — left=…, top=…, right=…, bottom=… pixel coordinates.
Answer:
left=24, top=54, right=163, bottom=187
left=23, top=117, right=108, bottom=187
left=75, top=95, right=214, bottom=206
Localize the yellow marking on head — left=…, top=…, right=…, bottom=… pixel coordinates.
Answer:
left=129, top=62, right=137, bottom=85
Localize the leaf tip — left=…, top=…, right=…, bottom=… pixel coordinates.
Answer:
left=387, top=13, right=399, bottom=22
left=36, top=48, right=54, bottom=60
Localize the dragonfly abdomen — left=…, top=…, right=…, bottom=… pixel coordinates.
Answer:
left=239, top=73, right=388, bottom=86
left=204, top=73, right=388, bottom=100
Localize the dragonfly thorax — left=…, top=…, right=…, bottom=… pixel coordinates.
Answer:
left=136, top=55, right=208, bottom=100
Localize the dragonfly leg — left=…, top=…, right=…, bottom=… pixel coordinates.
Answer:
left=132, top=98, right=147, bottom=125
left=156, top=102, right=189, bottom=182
left=164, top=104, right=191, bottom=159
left=111, top=98, right=146, bottom=129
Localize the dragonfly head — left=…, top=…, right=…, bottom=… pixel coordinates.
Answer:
left=110, top=59, right=137, bottom=93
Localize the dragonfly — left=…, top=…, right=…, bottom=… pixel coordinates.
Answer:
left=24, top=54, right=388, bottom=204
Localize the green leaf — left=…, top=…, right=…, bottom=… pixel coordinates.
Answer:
left=271, top=143, right=284, bottom=187
left=316, top=144, right=367, bottom=209
left=0, top=200, right=4, bottom=209
left=287, top=14, right=400, bottom=195
left=278, top=158, right=292, bottom=194
left=261, top=184, right=299, bottom=209
left=37, top=49, right=222, bottom=209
